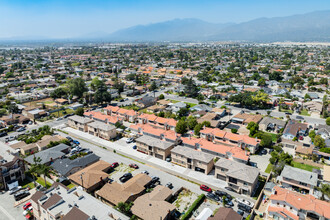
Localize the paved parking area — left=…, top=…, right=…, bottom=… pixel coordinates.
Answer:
left=0, top=191, right=27, bottom=220
left=249, top=153, right=271, bottom=172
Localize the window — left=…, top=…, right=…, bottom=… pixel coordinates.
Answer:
left=277, top=203, right=279, bottom=206
left=290, top=207, right=292, bottom=210
left=283, top=204, right=286, bottom=207
left=243, top=182, right=248, bottom=186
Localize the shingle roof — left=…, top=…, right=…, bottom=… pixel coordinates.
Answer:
left=135, top=135, right=174, bottom=150
left=280, top=165, right=318, bottom=186
left=171, top=146, right=214, bottom=163
left=215, top=158, right=259, bottom=184
left=25, top=144, right=70, bottom=164
left=51, top=154, right=100, bottom=176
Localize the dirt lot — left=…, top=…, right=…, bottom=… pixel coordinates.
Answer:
left=23, top=98, right=55, bottom=109
left=108, top=163, right=139, bottom=183
left=173, top=189, right=198, bottom=213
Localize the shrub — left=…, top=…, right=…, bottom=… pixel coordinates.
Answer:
left=181, top=194, right=205, bottom=220
left=231, top=128, right=238, bottom=133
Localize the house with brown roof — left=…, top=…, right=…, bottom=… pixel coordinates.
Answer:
left=0, top=114, right=30, bottom=126
left=208, top=207, right=242, bottom=220
left=96, top=173, right=151, bottom=206
left=68, top=160, right=111, bottom=193
left=131, top=185, right=176, bottom=220
left=231, top=113, right=263, bottom=125
left=197, top=113, right=222, bottom=128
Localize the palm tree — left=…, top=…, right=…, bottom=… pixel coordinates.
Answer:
left=40, top=164, right=51, bottom=188
left=27, top=156, right=42, bottom=187
left=316, top=184, right=330, bottom=200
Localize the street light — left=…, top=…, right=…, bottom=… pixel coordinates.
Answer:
left=80, top=172, right=85, bottom=190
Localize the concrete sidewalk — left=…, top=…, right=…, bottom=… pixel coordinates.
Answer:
left=63, top=127, right=255, bottom=202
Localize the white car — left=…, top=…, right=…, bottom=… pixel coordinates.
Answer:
left=236, top=198, right=254, bottom=208
left=9, top=186, right=22, bottom=195
left=23, top=206, right=33, bottom=216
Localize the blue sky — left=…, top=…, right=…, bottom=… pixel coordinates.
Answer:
left=1, top=0, right=330, bottom=38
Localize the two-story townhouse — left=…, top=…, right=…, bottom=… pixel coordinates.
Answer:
left=278, top=165, right=318, bottom=195
left=87, top=121, right=117, bottom=140
left=171, top=146, right=214, bottom=174
left=214, top=158, right=259, bottom=196
left=67, top=115, right=93, bottom=132
left=135, top=135, right=175, bottom=160
left=0, top=156, right=25, bottom=190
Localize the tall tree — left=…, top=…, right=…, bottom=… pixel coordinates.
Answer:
left=68, top=78, right=88, bottom=98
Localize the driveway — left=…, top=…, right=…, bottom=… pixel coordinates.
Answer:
left=0, top=191, right=27, bottom=220
left=249, top=153, right=271, bottom=172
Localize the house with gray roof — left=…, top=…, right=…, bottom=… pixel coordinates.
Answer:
left=171, top=146, right=214, bottom=174
left=87, top=121, right=117, bottom=140
left=278, top=165, right=318, bottom=195
left=25, top=144, right=71, bottom=165
left=190, top=104, right=212, bottom=112
left=214, top=158, right=259, bottom=196
left=315, top=124, right=330, bottom=140
left=259, top=117, right=286, bottom=133
left=67, top=115, right=93, bottom=132
left=51, top=153, right=100, bottom=177
left=135, top=135, right=175, bottom=160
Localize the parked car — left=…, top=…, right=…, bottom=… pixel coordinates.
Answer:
left=150, top=176, right=160, bottom=184
left=129, top=163, right=139, bottom=169
left=296, top=116, right=304, bottom=120
left=299, top=136, right=304, bottom=140
left=0, top=132, right=8, bottom=137
left=237, top=210, right=245, bottom=216
left=66, top=136, right=73, bottom=142
left=165, top=157, right=171, bottom=162
left=238, top=203, right=251, bottom=212
left=111, top=162, right=119, bottom=168
left=165, top=182, right=173, bottom=189
left=224, top=187, right=235, bottom=192
left=28, top=121, right=33, bottom=125
left=22, top=206, right=33, bottom=216
left=126, top=138, right=134, bottom=143
left=119, top=173, right=133, bottom=183
left=215, top=190, right=227, bottom=197
left=17, top=127, right=26, bottom=132
left=56, top=117, right=63, bottom=121
left=206, top=192, right=220, bottom=201
left=200, top=185, right=212, bottom=192
left=132, top=145, right=137, bottom=150
left=72, top=140, right=80, bottom=145
left=141, top=170, right=149, bottom=175
left=9, top=186, right=22, bottom=195
left=236, top=198, right=254, bottom=208
left=14, top=191, right=30, bottom=201
left=261, top=149, right=267, bottom=155
left=23, top=202, right=31, bottom=210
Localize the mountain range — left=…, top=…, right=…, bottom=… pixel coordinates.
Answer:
left=103, top=10, right=330, bottom=42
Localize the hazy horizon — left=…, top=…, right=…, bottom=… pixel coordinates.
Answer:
left=1, top=0, right=330, bottom=39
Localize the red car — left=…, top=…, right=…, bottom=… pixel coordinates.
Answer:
left=299, top=136, right=304, bottom=140
left=23, top=202, right=31, bottom=210
left=129, top=163, right=139, bottom=169
left=111, top=162, right=119, bottom=168
left=200, top=185, right=212, bottom=192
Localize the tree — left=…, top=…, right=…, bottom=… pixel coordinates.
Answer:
left=94, top=81, right=111, bottom=104
left=158, top=94, right=165, bottom=100
left=68, top=78, right=88, bottom=98
left=231, top=128, right=238, bottom=133
left=75, top=107, right=84, bottom=116
left=316, top=183, right=330, bottom=200
left=40, top=164, right=51, bottom=188
left=247, top=122, right=259, bottom=137
left=90, top=77, right=103, bottom=91
left=175, top=120, right=187, bottom=135
left=115, top=202, right=133, bottom=215
left=194, top=123, right=203, bottom=136
left=50, top=87, right=68, bottom=99
left=258, top=78, right=266, bottom=86
left=27, top=157, right=42, bottom=188
left=314, top=135, right=325, bottom=148
left=269, top=71, right=283, bottom=81
left=150, top=81, right=157, bottom=91
left=326, top=117, right=330, bottom=126
left=309, top=130, right=316, bottom=142
left=177, top=107, right=189, bottom=118
left=187, top=116, right=198, bottom=130
left=8, top=103, right=19, bottom=114
left=184, top=77, right=199, bottom=97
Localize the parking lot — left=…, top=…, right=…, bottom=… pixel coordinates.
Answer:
left=0, top=190, right=31, bottom=220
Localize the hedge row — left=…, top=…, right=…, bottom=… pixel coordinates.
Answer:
left=181, top=194, right=205, bottom=220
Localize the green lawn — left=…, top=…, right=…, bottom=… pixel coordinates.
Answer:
left=265, top=163, right=273, bottom=173
left=36, top=176, right=52, bottom=188
left=169, top=99, right=180, bottom=103
left=66, top=183, right=76, bottom=189
left=185, top=102, right=197, bottom=108
left=51, top=108, right=75, bottom=118
left=279, top=109, right=293, bottom=113
left=21, top=179, right=36, bottom=189
left=264, top=132, right=278, bottom=142
left=299, top=109, right=311, bottom=116
left=291, top=161, right=320, bottom=172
